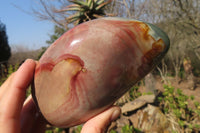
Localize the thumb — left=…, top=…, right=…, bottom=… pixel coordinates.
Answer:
left=81, top=106, right=121, bottom=133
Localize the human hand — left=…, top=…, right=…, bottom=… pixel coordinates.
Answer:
left=0, top=59, right=121, bottom=133
left=0, top=59, right=46, bottom=133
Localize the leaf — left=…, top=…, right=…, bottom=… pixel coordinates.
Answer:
left=177, top=88, right=182, bottom=95
left=178, top=120, right=185, bottom=127
left=195, top=124, right=200, bottom=129
left=56, top=4, right=81, bottom=12
left=65, top=7, right=83, bottom=12
left=64, top=4, right=80, bottom=9
left=88, top=0, right=94, bottom=10
left=67, top=13, right=82, bottom=23
left=190, top=95, right=195, bottom=100
left=93, top=13, right=104, bottom=18
left=95, top=1, right=111, bottom=10
left=68, top=0, right=88, bottom=7
left=96, top=0, right=106, bottom=5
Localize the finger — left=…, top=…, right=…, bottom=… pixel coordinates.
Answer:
left=21, top=96, right=37, bottom=133
left=81, top=106, right=121, bottom=133
left=21, top=95, right=46, bottom=133
left=0, top=59, right=36, bottom=121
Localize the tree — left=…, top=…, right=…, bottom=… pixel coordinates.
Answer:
left=38, top=25, right=66, bottom=59
left=46, top=25, right=66, bottom=45
left=32, top=0, right=69, bottom=29
left=0, top=21, right=11, bottom=77
left=0, top=21, right=11, bottom=64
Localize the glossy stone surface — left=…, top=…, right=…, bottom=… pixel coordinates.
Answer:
left=32, top=17, right=170, bottom=127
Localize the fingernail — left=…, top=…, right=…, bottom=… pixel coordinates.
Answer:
left=111, top=108, right=121, bottom=121
left=24, top=59, right=33, bottom=63
left=20, top=59, right=32, bottom=66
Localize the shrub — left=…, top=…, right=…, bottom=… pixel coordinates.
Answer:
left=0, top=63, right=19, bottom=86
left=158, top=85, right=200, bottom=132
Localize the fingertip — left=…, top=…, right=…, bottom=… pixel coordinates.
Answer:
left=16, top=59, right=36, bottom=75
left=23, top=59, right=36, bottom=66
left=110, top=106, right=121, bottom=122
left=81, top=106, right=121, bottom=133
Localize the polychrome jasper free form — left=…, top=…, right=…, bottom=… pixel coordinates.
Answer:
left=32, top=17, right=170, bottom=127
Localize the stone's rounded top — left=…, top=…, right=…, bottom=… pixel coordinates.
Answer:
left=146, top=22, right=170, bottom=63
left=95, top=17, right=170, bottom=59
left=100, top=17, right=141, bottom=23
left=147, top=22, right=170, bottom=52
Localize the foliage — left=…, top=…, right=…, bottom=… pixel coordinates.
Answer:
left=158, top=85, right=200, bottom=132
left=72, top=125, right=82, bottom=133
left=45, top=127, right=65, bottom=133
left=45, top=125, right=82, bottom=133
left=0, top=20, right=11, bottom=78
left=129, top=85, right=142, bottom=101
left=0, top=63, right=31, bottom=98
left=40, top=25, right=66, bottom=60
left=38, top=47, right=48, bottom=60
left=0, top=20, right=11, bottom=63
left=109, top=130, right=117, bottom=133
left=121, top=125, right=134, bottom=133
left=57, top=0, right=111, bottom=25
left=40, top=25, right=66, bottom=59
left=46, top=25, right=66, bottom=45
left=110, top=124, right=142, bottom=133
left=128, top=82, right=153, bottom=101
left=0, top=64, right=19, bottom=86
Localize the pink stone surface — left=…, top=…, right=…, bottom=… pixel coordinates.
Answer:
left=33, top=17, right=170, bottom=127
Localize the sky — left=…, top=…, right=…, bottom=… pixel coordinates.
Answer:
left=0, top=0, right=54, bottom=51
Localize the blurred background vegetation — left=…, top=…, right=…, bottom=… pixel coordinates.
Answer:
left=1, top=0, right=200, bottom=132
